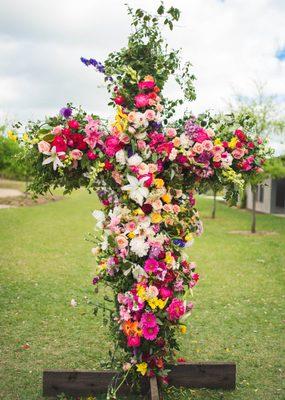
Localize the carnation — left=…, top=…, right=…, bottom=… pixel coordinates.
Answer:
left=130, top=237, right=149, bottom=257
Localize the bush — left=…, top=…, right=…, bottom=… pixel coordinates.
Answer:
left=0, top=137, right=28, bottom=180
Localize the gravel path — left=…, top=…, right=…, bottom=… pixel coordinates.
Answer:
left=0, top=188, right=23, bottom=198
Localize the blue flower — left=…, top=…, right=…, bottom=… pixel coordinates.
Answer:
left=173, top=239, right=185, bottom=247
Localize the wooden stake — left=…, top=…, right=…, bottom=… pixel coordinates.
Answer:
left=149, top=376, right=159, bottom=400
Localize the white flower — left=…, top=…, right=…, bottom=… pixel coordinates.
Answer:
left=127, top=154, right=143, bottom=166
left=169, top=148, right=178, bottom=161
left=180, top=133, right=191, bottom=148
left=92, top=210, right=105, bottom=229
left=116, top=149, right=126, bottom=165
left=42, top=146, right=65, bottom=170
left=130, top=236, right=149, bottom=257
left=121, top=175, right=149, bottom=206
left=70, top=299, right=77, bottom=307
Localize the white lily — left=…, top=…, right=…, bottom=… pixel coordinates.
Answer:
left=42, top=146, right=65, bottom=171
left=92, top=210, right=106, bottom=229
left=121, top=175, right=149, bottom=206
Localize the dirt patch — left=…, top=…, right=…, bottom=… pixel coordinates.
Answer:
left=0, top=194, right=63, bottom=208
left=229, top=230, right=278, bottom=236
left=0, top=188, right=23, bottom=198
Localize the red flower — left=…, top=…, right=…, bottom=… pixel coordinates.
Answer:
left=68, top=120, right=80, bottom=130
left=177, top=357, right=186, bottom=363
left=104, top=160, right=114, bottom=171
left=52, top=135, right=67, bottom=152
left=114, top=95, right=126, bottom=105
left=87, top=150, right=98, bottom=160
left=235, top=129, right=247, bottom=142
left=71, top=133, right=87, bottom=150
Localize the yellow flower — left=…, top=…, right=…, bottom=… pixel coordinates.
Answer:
left=151, top=213, right=162, bottom=224
left=165, top=251, right=174, bottom=265
left=156, top=298, right=167, bottom=310
left=148, top=298, right=158, bottom=310
left=180, top=325, right=187, bottom=334
left=112, top=106, right=128, bottom=132
left=214, top=138, right=221, bottom=145
left=185, top=233, right=193, bottom=242
left=161, top=193, right=171, bottom=204
left=133, top=208, right=144, bottom=216
left=144, top=75, right=154, bottom=82
left=136, top=362, right=148, bottom=376
left=128, top=232, right=135, bottom=239
left=7, top=130, right=17, bottom=142
left=229, top=136, right=238, bottom=149
left=22, top=133, right=29, bottom=142
left=137, top=285, right=146, bottom=300
left=154, top=178, right=164, bottom=189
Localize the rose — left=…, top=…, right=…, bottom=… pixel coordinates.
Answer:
left=38, top=140, right=51, bottom=153
left=70, top=133, right=87, bottom=150
left=68, top=120, right=80, bottom=130
left=193, top=142, right=203, bottom=154
left=114, top=95, right=126, bottom=105
left=116, top=235, right=128, bottom=249
left=51, top=135, right=67, bottom=152
left=235, top=129, right=247, bottom=142
left=104, top=160, right=114, bottom=171
left=232, top=148, right=245, bottom=159
left=104, top=135, right=122, bottom=157
left=134, top=93, right=149, bottom=108
left=127, top=336, right=141, bottom=347
left=70, top=149, right=83, bottom=160
left=144, top=109, right=156, bottom=121
left=159, top=287, right=173, bottom=300
left=51, top=126, right=62, bottom=135
left=87, top=150, right=98, bottom=160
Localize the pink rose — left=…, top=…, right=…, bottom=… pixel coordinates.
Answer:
left=137, top=140, right=147, bottom=151
left=232, top=148, right=245, bottom=159
left=116, top=235, right=128, bottom=249
left=134, top=93, right=149, bottom=108
left=195, top=128, right=210, bottom=143
left=166, top=128, right=177, bottom=138
left=202, top=140, right=213, bottom=152
left=51, top=126, right=62, bottom=135
left=167, top=298, right=186, bottom=321
left=193, top=142, right=203, bottom=154
left=70, top=149, right=83, bottom=160
left=38, top=140, right=51, bottom=153
left=144, top=109, right=156, bottom=121
left=127, top=335, right=141, bottom=347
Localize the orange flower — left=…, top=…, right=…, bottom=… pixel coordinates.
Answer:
left=122, top=321, right=142, bottom=337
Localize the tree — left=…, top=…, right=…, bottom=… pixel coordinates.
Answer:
left=228, top=83, right=285, bottom=233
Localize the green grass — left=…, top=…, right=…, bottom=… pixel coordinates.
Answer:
left=0, top=190, right=284, bottom=399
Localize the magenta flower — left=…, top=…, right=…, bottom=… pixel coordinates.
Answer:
left=141, top=312, right=157, bottom=328
left=127, top=335, right=141, bottom=347
left=142, top=324, right=159, bottom=341
left=167, top=298, right=186, bottom=321
left=144, top=258, right=159, bottom=274
left=134, top=93, right=149, bottom=108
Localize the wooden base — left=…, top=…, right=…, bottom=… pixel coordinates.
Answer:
left=43, top=362, right=236, bottom=398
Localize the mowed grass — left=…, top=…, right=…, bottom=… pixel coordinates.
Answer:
left=0, top=189, right=284, bottom=400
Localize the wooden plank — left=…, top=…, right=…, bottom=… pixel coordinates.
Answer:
left=43, top=362, right=236, bottom=397
left=168, top=362, right=236, bottom=389
left=149, top=376, right=159, bottom=400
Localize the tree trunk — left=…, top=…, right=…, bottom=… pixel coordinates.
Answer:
left=251, top=185, right=257, bottom=234
left=212, top=190, right=217, bottom=219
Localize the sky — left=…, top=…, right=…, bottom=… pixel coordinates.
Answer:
left=0, top=0, right=285, bottom=152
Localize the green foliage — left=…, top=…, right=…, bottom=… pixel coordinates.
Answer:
left=0, top=136, right=29, bottom=180
left=104, top=2, right=196, bottom=113
left=264, top=156, right=285, bottom=179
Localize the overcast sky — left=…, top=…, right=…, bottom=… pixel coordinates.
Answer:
left=0, top=0, right=285, bottom=139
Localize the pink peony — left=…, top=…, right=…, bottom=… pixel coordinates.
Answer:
left=138, top=80, right=155, bottom=90
left=144, top=258, right=159, bottom=274
left=38, top=140, right=51, bottom=153
left=104, top=135, right=122, bottom=157
left=134, top=93, right=149, bottom=108
left=141, top=312, right=157, bottom=328
left=167, top=298, right=186, bottom=321
left=142, top=324, right=159, bottom=341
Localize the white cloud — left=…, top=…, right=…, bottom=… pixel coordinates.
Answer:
left=0, top=0, right=285, bottom=126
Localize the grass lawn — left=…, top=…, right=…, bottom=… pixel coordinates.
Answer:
left=0, top=189, right=284, bottom=400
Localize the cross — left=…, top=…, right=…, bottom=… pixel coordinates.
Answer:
left=24, top=4, right=268, bottom=399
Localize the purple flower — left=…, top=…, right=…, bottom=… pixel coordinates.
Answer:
left=80, top=57, right=113, bottom=82
left=92, top=276, right=100, bottom=285
left=60, top=107, right=72, bottom=119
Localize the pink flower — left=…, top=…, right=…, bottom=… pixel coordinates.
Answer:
left=202, top=140, right=213, bottom=151
left=116, top=235, right=128, bottom=249
left=138, top=80, right=155, bottom=90
left=232, top=148, right=245, bottom=159
left=195, top=128, right=210, bottom=143
left=134, top=93, right=149, bottom=108
left=137, top=140, right=147, bottom=150
left=144, top=109, right=156, bottom=121
left=127, top=335, right=141, bottom=347
left=38, top=140, right=51, bottom=153
left=141, top=312, right=157, bottom=328
left=167, top=298, right=186, bottom=321
left=142, top=324, right=159, bottom=341
left=51, top=126, right=62, bottom=135
left=104, top=135, right=122, bottom=157
left=166, top=128, right=177, bottom=138
left=70, top=149, right=83, bottom=160
left=87, top=150, right=98, bottom=160
left=193, top=142, right=203, bottom=154
left=159, top=287, right=173, bottom=300
left=144, top=258, right=159, bottom=274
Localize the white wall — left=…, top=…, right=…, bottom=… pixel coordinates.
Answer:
left=246, top=179, right=272, bottom=214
